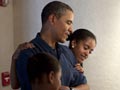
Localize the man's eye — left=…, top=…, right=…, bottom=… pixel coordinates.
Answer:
left=66, top=21, right=72, bottom=25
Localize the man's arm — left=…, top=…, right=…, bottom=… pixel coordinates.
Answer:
left=10, top=55, right=20, bottom=89
left=10, top=42, right=34, bottom=89
left=73, top=84, right=90, bottom=90
left=10, top=44, right=22, bottom=89
left=59, top=84, right=90, bottom=90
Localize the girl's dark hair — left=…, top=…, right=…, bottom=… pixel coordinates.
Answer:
left=67, top=29, right=97, bottom=48
left=27, top=52, right=60, bottom=82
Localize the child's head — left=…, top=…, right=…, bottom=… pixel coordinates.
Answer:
left=27, top=52, right=61, bottom=90
left=68, top=29, right=97, bottom=64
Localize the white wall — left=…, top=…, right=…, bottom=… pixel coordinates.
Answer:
left=14, top=0, right=120, bottom=90
left=78, top=0, right=120, bottom=90
left=0, top=0, right=14, bottom=90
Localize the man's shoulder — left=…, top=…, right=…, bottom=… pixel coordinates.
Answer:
left=17, top=48, right=34, bottom=62
left=58, top=44, right=70, bottom=51
left=59, top=44, right=73, bottom=56
left=20, top=48, right=33, bottom=55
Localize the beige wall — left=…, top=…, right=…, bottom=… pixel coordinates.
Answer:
left=0, top=0, right=14, bottom=90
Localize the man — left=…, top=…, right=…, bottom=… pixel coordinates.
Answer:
left=10, top=1, right=89, bottom=90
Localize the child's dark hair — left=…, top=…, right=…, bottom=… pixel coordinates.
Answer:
left=27, top=52, right=60, bottom=82
left=67, top=29, right=97, bottom=49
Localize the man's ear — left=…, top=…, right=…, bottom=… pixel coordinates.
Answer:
left=48, top=71, right=55, bottom=84
left=48, top=14, right=57, bottom=24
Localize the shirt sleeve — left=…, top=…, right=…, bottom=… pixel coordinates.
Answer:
left=16, top=49, right=33, bottom=90
left=70, top=68, right=87, bottom=87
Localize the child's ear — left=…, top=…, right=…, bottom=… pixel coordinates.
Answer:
left=48, top=71, right=55, bottom=84
left=71, top=40, right=77, bottom=48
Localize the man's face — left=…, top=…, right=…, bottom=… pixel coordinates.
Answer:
left=52, top=10, right=74, bottom=43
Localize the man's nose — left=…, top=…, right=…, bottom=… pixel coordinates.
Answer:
left=68, top=26, right=73, bottom=34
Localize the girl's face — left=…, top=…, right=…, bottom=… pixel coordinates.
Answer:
left=71, top=38, right=96, bottom=64
left=51, top=69, right=62, bottom=90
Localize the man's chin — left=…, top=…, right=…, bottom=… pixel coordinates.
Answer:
left=59, top=39, right=66, bottom=43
